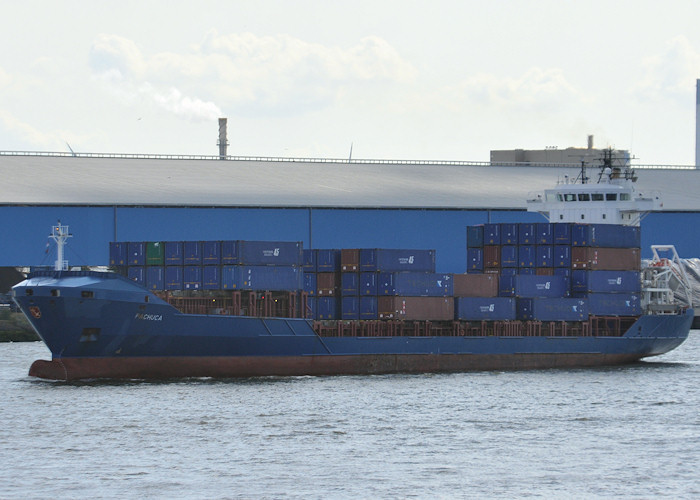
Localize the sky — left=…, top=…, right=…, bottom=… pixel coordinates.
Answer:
left=3, top=1, right=700, bottom=165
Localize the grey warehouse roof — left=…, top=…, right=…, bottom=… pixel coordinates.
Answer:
left=1, top=153, right=699, bottom=211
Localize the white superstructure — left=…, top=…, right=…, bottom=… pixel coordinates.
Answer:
left=526, top=151, right=662, bottom=226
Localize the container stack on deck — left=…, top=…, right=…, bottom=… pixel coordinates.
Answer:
left=465, top=222, right=641, bottom=322
left=109, top=222, right=642, bottom=333
left=110, top=240, right=304, bottom=316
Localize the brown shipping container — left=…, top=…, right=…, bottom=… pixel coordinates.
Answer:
left=571, top=247, right=640, bottom=270
left=378, top=296, right=454, bottom=320
left=453, top=273, right=498, bottom=297
left=341, top=249, right=359, bottom=271
left=317, top=272, right=339, bottom=295
left=536, top=268, right=554, bottom=276
left=483, top=246, right=501, bottom=268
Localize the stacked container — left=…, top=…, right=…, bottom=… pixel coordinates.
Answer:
left=465, top=222, right=642, bottom=319
left=111, top=240, right=303, bottom=293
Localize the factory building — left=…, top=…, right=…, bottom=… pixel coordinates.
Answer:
left=0, top=149, right=698, bottom=274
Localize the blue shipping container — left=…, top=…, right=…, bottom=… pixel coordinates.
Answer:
left=519, top=223, right=536, bottom=245
left=379, top=272, right=453, bottom=297
left=146, top=266, right=164, bottom=290
left=536, top=246, right=553, bottom=268
left=467, top=248, right=484, bottom=272
left=572, top=270, right=641, bottom=294
left=501, top=245, right=517, bottom=267
left=302, top=249, right=317, bottom=271
left=184, top=266, right=202, bottom=290
left=165, top=266, right=183, bottom=290
left=341, top=296, right=360, bottom=320
left=553, top=245, right=572, bottom=268
left=588, top=293, right=641, bottom=316
left=240, top=266, right=302, bottom=291
left=341, top=272, right=359, bottom=295
left=517, top=298, right=588, bottom=321
left=203, top=266, right=221, bottom=290
left=202, top=241, right=221, bottom=266
left=536, top=223, right=553, bottom=245
left=128, top=242, right=145, bottom=266
left=360, top=248, right=436, bottom=273
left=304, top=297, right=317, bottom=320
left=109, top=242, right=127, bottom=266
left=484, top=223, right=501, bottom=245
left=514, top=275, right=569, bottom=298
left=467, top=226, right=484, bottom=248
left=127, top=266, right=145, bottom=285
left=499, top=275, right=515, bottom=297
left=571, top=224, right=641, bottom=248
left=317, top=297, right=339, bottom=320
left=553, top=223, right=572, bottom=244
left=164, top=241, right=183, bottom=265
left=454, top=297, right=516, bottom=320
left=519, top=268, right=535, bottom=275
left=360, top=296, right=378, bottom=319
left=240, top=241, right=302, bottom=266
left=303, top=272, right=317, bottom=295
left=500, top=223, right=518, bottom=244
left=221, top=241, right=239, bottom=265
left=360, top=272, right=378, bottom=296
left=518, top=245, right=536, bottom=267
left=183, top=241, right=202, bottom=265
left=316, top=249, right=341, bottom=271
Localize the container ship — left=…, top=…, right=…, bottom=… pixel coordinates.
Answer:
left=12, top=155, right=694, bottom=380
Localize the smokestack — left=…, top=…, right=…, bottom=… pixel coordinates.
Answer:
left=587, top=135, right=593, bottom=150
left=696, top=80, right=700, bottom=167
left=218, top=118, right=228, bottom=160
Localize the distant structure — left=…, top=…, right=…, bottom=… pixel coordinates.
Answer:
left=218, top=118, right=229, bottom=160
left=696, top=79, right=700, bottom=167
left=490, top=136, right=630, bottom=165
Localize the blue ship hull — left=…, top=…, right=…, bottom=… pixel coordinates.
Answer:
left=13, top=271, right=693, bottom=380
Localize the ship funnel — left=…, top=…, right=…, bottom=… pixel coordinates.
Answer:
left=218, top=118, right=229, bottom=160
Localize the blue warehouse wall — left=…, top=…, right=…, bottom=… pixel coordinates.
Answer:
left=1, top=206, right=699, bottom=273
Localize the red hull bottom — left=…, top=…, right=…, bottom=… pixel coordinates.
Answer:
left=29, top=353, right=644, bottom=381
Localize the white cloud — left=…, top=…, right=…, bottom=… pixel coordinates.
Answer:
left=149, top=86, right=222, bottom=122
left=89, top=30, right=416, bottom=118
left=633, top=35, right=700, bottom=103
left=90, top=34, right=221, bottom=122
left=448, top=67, right=581, bottom=112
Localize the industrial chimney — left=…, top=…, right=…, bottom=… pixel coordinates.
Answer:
left=587, top=135, right=593, bottom=150
left=218, top=118, right=229, bottom=159
left=696, top=80, right=700, bottom=167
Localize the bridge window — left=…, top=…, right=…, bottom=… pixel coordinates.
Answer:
left=592, top=193, right=604, bottom=201
left=606, top=193, right=617, bottom=201
left=620, top=193, right=630, bottom=201
left=564, top=194, right=576, bottom=202
left=578, top=193, right=590, bottom=201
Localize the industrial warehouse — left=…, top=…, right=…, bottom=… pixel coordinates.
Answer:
left=0, top=140, right=698, bottom=273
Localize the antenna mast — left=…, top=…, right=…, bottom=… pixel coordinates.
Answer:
left=49, top=220, right=72, bottom=271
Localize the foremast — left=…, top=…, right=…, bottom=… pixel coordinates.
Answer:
left=49, top=221, right=72, bottom=271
